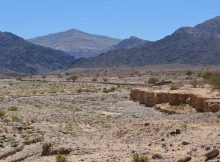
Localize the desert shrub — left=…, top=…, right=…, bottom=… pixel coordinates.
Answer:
left=133, top=153, right=149, bottom=162
left=147, top=77, right=159, bottom=84
left=0, top=110, right=6, bottom=118
left=92, top=78, right=97, bottom=82
left=186, top=70, right=193, bottom=76
left=217, top=114, right=220, bottom=119
left=66, top=75, right=78, bottom=82
left=11, top=115, right=20, bottom=122
left=42, top=75, right=46, bottom=79
left=103, top=87, right=117, bottom=93
left=103, top=78, right=108, bottom=82
left=9, top=106, right=18, bottom=111
left=202, top=71, right=213, bottom=79
left=170, top=85, right=178, bottom=90
left=203, top=72, right=220, bottom=89
left=56, top=154, right=67, bottom=162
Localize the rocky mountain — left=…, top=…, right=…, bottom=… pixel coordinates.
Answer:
left=73, top=16, right=220, bottom=67
left=110, top=36, right=151, bottom=50
left=29, top=29, right=121, bottom=58
left=0, top=32, right=75, bottom=74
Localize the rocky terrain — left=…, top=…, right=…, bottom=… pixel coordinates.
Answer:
left=0, top=67, right=219, bottom=162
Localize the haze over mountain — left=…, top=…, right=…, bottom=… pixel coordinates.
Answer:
left=29, top=29, right=121, bottom=58
left=0, top=32, right=75, bottom=74
left=73, top=16, right=220, bottom=68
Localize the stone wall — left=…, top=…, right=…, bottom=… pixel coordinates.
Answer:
left=130, top=89, right=220, bottom=112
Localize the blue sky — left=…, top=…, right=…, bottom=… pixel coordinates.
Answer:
left=1, top=0, right=220, bottom=40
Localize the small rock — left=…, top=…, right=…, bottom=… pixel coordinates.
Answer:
left=0, top=143, right=4, bottom=148
left=205, top=147, right=210, bottom=151
left=205, top=149, right=219, bottom=161
left=152, top=153, right=163, bottom=159
left=176, top=129, right=181, bottom=134
left=161, top=144, right=166, bottom=148
left=11, top=142, right=18, bottom=147
left=143, top=122, right=150, bottom=126
left=16, top=124, right=23, bottom=130
left=177, top=156, right=192, bottom=162
left=182, top=141, right=190, bottom=145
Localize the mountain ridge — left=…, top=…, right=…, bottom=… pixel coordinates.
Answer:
left=0, top=32, right=75, bottom=74
left=73, top=16, right=220, bottom=68
left=29, top=28, right=121, bottom=58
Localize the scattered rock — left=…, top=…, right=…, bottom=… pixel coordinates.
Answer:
left=205, top=149, right=219, bottom=161
left=11, top=142, right=18, bottom=148
left=205, top=146, right=211, bottom=151
left=143, top=122, right=150, bottom=126
left=182, top=141, right=190, bottom=145
left=177, top=156, right=192, bottom=162
left=152, top=153, right=163, bottom=159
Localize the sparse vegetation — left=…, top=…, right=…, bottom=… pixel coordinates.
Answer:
left=147, top=77, right=159, bottom=84
left=56, top=154, right=67, bottom=162
left=11, top=115, right=20, bottom=122
left=8, top=106, right=18, bottom=111
left=203, top=72, right=220, bottom=89
left=186, top=70, right=193, bottom=76
left=170, top=85, right=178, bottom=90
left=133, top=153, right=149, bottom=162
left=0, top=110, right=6, bottom=118
left=103, top=87, right=117, bottom=93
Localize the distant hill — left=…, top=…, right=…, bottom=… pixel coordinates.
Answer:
left=73, top=16, right=220, bottom=68
left=29, top=29, right=121, bottom=58
left=110, top=36, right=151, bottom=50
left=0, top=32, right=75, bottom=74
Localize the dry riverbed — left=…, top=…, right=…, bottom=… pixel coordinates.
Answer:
left=0, top=71, right=220, bottom=162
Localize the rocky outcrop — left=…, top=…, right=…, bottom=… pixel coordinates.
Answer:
left=130, top=88, right=220, bottom=112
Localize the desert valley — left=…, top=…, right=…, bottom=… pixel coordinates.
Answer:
left=0, top=3, right=220, bottom=161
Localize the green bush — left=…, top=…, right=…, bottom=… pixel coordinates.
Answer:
left=186, top=70, right=193, bottom=76
left=133, top=153, right=149, bottom=162
left=202, top=71, right=213, bottom=79
left=147, top=77, right=159, bottom=84
left=103, top=87, right=117, bottom=93
left=0, top=110, right=6, bottom=118
left=203, top=72, right=220, bottom=89
left=170, top=85, right=178, bottom=90
left=56, top=154, right=67, bottom=162
left=9, top=106, right=18, bottom=111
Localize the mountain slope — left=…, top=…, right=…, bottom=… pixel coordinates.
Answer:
left=73, top=16, right=220, bottom=67
left=29, top=29, right=121, bottom=58
left=0, top=32, right=75, bottom=74
left=110, top=36, right=151, bottom=50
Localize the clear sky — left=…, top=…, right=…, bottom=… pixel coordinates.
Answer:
left=1, top=0, right=220, bottom=41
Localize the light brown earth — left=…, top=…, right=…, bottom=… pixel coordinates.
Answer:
left=0, top=68, right=220, bottom=162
